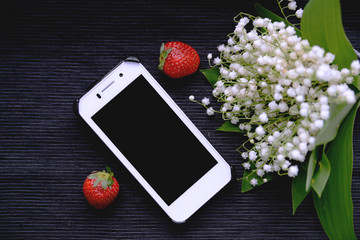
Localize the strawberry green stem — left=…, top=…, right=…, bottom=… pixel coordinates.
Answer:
left=89, top=167, right=115, bottom=190
left=158, top=43, right=172, bottom=71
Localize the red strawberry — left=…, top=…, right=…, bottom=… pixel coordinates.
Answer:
left=158, top=41, right=200, bottom=79
left=83, top=167, right=120, bottom=209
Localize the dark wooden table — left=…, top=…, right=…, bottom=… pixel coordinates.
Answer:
left=1, top=0, right=359, bottom=239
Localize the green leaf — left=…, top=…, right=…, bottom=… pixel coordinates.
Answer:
left=301, top=0, right=358, bottom=72
left=311, top=148, right=331, bottom=198
left=294, top=146, right=331, bottom=213
left=315, top=94, right=359, bottom=146
left=241, top=163, right=276, bottom=193
left=305, top=146, right=319, bottom=191
left=301, top=1, right=359, bottom=237
left=292, top=165, right=310, bottom=214
left=254, top=3, right=301, bottom=37
left=216, top=121, right=245, bottom=133
left=353, top=75, right=360, bottom=91
left=313, top=102, right=358, bottom=239
left=200, top=68, right=220, bottom=88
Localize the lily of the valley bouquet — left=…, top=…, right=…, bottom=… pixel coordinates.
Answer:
left=192, top=0, right=359, bottom=238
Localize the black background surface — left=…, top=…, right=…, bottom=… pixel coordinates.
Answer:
left=1, top=0, right=359, bottom=239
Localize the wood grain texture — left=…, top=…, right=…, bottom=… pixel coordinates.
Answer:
left=0, top=0, right=359, bottom=239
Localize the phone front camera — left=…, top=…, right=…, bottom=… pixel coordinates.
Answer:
left=96, top=93, right=101, bottom=99
left=119, top=73, right=123, bottom=77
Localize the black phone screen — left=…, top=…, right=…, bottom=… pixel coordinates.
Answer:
left=92, top=75, right=217, bottom=205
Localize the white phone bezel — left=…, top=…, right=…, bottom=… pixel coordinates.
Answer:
left=78, top=60, right=232, bottom=223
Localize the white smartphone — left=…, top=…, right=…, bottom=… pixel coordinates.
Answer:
left=76, top=57, right=232, bottom=223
